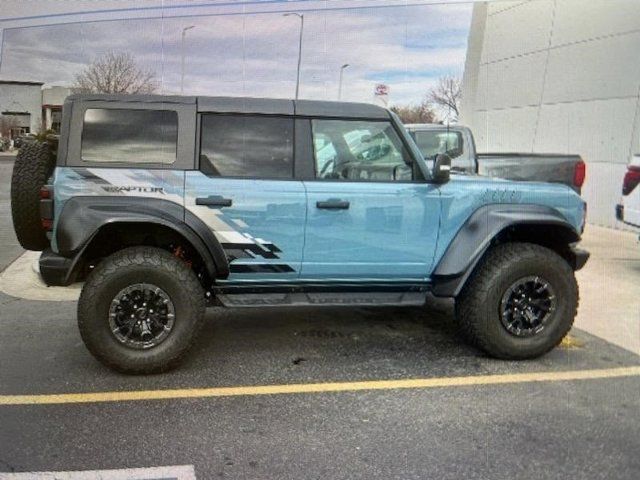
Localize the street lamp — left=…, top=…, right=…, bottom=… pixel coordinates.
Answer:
left=283, top=13, right=304, bottom=100
left=338, top=63, right=350, bottom=100
left=181, top=25, right=196, bottom=95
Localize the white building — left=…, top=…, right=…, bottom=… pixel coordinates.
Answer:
left=42, top=86, right=71, bottom=132
left=0, top=82, right=70, bottom=139
left=460, top=0, right=640, bottom=228
left=0, top=80, right=43, bottom=137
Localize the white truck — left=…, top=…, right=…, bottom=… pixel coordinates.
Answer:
left=616, top=154, right=640, bottom=228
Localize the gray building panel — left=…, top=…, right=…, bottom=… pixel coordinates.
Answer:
left=459, top=0, right=640, bottom=228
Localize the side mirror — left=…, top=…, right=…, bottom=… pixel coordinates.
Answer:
left=433, top=153, right=452, bottom=183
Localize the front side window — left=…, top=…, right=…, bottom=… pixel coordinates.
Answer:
left=200, top=114, right=294, bottom=178
left=412, top=130, right=463, bottom=160
left=81, top=109, right=178, bottom=164
left=311, top=119, right=412, bottom=181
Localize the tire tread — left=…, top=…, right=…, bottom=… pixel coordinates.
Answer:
left=456, top=242, right=579, bottom=359
left=10, top=141, right=55, bottom=251
left=78, top=246, right=206, bottom=374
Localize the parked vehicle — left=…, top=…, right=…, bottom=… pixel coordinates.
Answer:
left=616, top=154, right=640, bottom=228
left=13, top=133, right=36, bottom=149
left=405, top=124, right=586, bottom=193
left=10, top=94, right=589, bottom=373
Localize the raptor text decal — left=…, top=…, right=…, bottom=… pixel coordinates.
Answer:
left=101, top=186, right=165, bottom=194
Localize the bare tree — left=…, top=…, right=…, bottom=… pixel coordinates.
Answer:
left=427, top=75, right=462, bottom=121
left=73, top=51, right=158, bottom=94
left=390, top=100, right=436, bottom=124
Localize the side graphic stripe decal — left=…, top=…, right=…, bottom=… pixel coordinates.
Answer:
left=230, top=264, right=296, bottom=274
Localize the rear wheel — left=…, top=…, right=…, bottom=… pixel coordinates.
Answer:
left=78, top=247, right=206, bottom=374
left=456, top=242, right=578, bottom=359
left=10, top=141, right=56, bottom=251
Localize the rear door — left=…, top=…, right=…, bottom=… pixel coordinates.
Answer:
left=185, top=113, right=306, bottom=281
left=301, top=118, right=440, bottom=281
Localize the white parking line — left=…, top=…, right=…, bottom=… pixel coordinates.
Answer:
left=0, top=465, right=196, bottom=480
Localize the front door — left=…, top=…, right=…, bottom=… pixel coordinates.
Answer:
left=301, top=118, right=440, bottom=281
left=185, top=113, right=306, bottom=282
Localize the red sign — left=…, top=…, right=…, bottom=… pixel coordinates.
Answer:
left=374, top=84, right=389, bottom=96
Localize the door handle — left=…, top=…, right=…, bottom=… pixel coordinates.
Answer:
left=196, top=196, right=233, bottom=208
left=316, top=199, right=350, bottom=210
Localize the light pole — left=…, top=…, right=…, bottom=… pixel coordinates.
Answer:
left=283, top=13, right=304, bottom=100
left=181, top=25, right=195, bottom=95
left=338, top=63, right=349, bottom=100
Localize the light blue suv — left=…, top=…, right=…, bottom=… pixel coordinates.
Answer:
left=10, top=94, right=589, bottom=373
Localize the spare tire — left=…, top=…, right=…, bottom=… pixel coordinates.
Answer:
left=11, top=141, right=56, bottom=251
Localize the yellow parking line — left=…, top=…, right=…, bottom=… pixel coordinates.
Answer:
left=1, top=366, right=639, bottom=406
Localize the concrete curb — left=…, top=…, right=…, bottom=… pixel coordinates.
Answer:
left=0, top=251, right=80, bottom=301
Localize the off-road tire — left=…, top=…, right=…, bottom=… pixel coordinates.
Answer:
left=78, top=247, right=206, bottom=374
left=10, top=141, right=56, bottom=251
left=456, top=242, right=578, bottom=360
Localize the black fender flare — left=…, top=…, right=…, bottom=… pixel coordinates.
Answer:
left=55, top=196, right=229, bottom=281
left=431, top=204, right=581, bottom=298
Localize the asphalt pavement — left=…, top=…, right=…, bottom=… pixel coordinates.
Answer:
left=0, top=157, right=639, bottom=479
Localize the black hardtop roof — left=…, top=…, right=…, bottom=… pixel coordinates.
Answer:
left=66, top=93, right=390, bottom=119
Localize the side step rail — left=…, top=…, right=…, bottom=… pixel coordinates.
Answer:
left=212, top=283, right=430, bottom=308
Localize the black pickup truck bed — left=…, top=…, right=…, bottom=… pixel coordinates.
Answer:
left=405, top=124, right=585, bottom=193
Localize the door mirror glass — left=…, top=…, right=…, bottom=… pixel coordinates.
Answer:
left=433, top=153, right=451, bottom=183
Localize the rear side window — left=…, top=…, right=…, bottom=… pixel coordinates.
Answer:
left=199, top=114, right=294, bottom=178
left=81, top=109, right=178, bottom=164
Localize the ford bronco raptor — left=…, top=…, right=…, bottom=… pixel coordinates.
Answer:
left=10, top=94, right=589, bottom=374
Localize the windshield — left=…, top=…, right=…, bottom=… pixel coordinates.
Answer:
left=413, top=130, right=463, bottom=160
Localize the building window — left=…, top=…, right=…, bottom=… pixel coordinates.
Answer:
left=81, top=108, right=178, bottom=164
left=199, top=114, right=294, bottom=179
left=51, top=110, right=62, bottom=133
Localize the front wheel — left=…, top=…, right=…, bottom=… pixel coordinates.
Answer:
left=78, top=247, right=206, bottom=374
left=456, top=242, right=578, bottom=360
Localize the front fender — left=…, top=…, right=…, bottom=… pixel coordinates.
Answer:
left=431, top=204, right=581, bottom=297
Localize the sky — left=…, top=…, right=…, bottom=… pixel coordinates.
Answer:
left=0, top=0, right=473, bottom=106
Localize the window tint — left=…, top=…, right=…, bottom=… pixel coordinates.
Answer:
left=81, top=109, right=178, bottom=164
left=311, top=119, right=412, bottom=181
left=200, top=115, right=294, bottom=178
left=413, top=130, right=463, bottom=160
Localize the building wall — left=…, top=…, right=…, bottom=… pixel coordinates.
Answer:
left=460, top=0, right=640, bottom=228
left=42, top=86, right=70, bottom=106
left=42, top=86, right=71, bottom=132
left=0, top=82, right=43, bottom=134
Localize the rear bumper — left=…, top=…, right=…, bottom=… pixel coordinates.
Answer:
left=616, top=203, right=640, bottom=229
left=39, top=248, right=75, bottom=286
